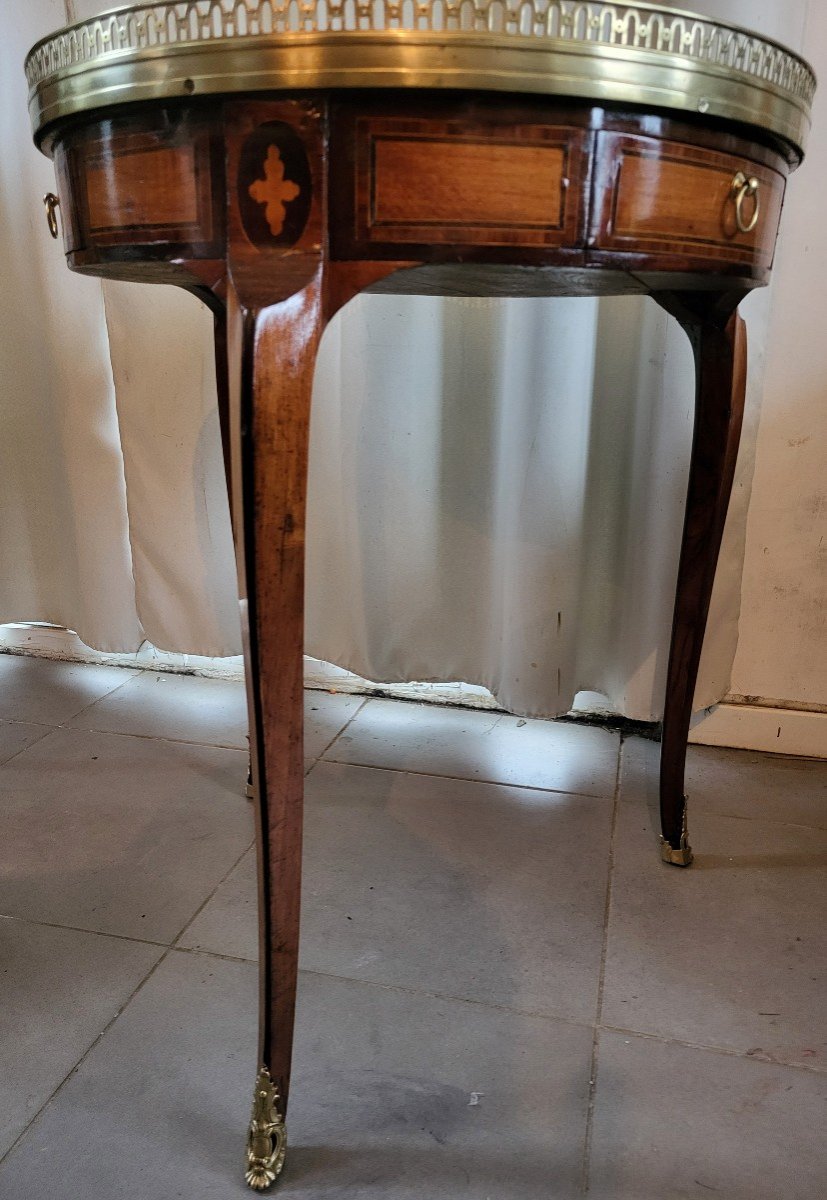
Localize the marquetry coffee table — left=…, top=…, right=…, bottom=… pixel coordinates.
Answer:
left=25, top=2, right=814, bottom=1189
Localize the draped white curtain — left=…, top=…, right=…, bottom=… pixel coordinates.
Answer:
left=0, top=0, right=806, bottom=719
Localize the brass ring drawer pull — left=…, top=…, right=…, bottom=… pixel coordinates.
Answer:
left=43, top=191, right=60, bottom=238
left=731, top=171, right=760, bottom=234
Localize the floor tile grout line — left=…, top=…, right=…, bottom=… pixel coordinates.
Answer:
left=172, top=943, right=261, bottom=967
left=54, top=725, right=249, bottom=753
left=166, top=946, right=827, bottom=1079
left=6, top=721, right=827, bottom=832
left=287, top=966, right=594, bottom=1030
left=171, top=838, right=257, bottom=950
left=581, top=737, right=623, bottom=1195
left=614, top=795, right=827, bottom=835
left=51, top=668, right=143, bottom=728
left=481, top=711, right=510, bottom=736
left=0, top=718, right=64, bottom=730
left=5, top=715, right=825, bottom=831
left=319, top=754, right=619, bottom=802
left=6, top=725, right=826, bottom=837
left=47, top=697, right=371, bottom=759
left=298, top=967, right=587, bottom=1034
left=7, top=914, right=822, bottom=1084
left=0, top=945, right=175, bottom=1172
left=306, top=696, right=371, bottom=768
left=43, top=684, right=370, bottom=758
left=0, top=912, right=170, bottom=952
left=5, top=664, right=826, bottom=1180
left=169, top=946, right=599, bottom=1029
left=596, top=1022, right=827, bottom=1076
left=0, top=725, right=57, bottom=769
left=0, top=837, right=259, bottom=1170
left=1, top=840, right=257, bottom=963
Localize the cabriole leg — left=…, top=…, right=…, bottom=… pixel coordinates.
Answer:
left=217, top=94, right=423, bottom=1187
left=219, top=96, right=330, bottom=1189
left=225, top=275, right=326, bottom=1189
left=655, top=293, right=748, bottom=866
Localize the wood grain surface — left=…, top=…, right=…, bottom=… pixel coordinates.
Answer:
left=368, top=130, right=575, bottom=239
left=654, top=294, right=749, bottom=853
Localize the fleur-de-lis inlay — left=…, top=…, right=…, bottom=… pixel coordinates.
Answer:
left=248, top=145, right=301, bottom=237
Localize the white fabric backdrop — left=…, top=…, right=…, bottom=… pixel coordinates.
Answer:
left=0, top=0, right=806, bottom=719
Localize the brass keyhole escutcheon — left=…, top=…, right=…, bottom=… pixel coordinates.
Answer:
left=43, top=192, right=60, bottom=239
left=731, top=171, right=760, bottom=234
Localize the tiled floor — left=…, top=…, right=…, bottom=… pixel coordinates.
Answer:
left=0, top=655, right=825, bottom=1198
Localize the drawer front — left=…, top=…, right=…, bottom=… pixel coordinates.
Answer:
left=335, top=114, right=590, bottom=256
left=57, top=109, right=222, bottom=256
left=84, top=143, right=203, bottom=239
left=591, top=132, right=786, bottom=269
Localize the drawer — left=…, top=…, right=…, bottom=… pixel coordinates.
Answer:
left=334, top=112, right=591, bottom=257
left=56, top=109, right=221, bottom=255
left=590, top=132, right=786, bottom=270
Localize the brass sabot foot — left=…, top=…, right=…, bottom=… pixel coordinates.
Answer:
left=660, top=799, right=694, bottom=867
left=661, top=838, right=694, bottom=867
left=245, top=1066, right=287, bottom=1191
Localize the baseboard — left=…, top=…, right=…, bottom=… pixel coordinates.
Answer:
left=0, top=626, right=504, bottom=709
left=689, top=702, right=827, bottom=758
left=0, top=623, right=245, bottom=681
left=303, top=657, right=502, bottom=710
left=3, top=624, right=823, bottom=758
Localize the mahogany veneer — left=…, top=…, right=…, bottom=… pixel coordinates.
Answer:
left=55, top=96, right=790, bottom=285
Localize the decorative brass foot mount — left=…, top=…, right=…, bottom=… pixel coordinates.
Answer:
left=245, top=1067, right=287, bottom=1191
left=660, top=800, right=694, bottom=868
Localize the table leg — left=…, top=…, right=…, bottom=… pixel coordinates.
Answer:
left=217, top=91, right=420, bottom=1187
left=655, top=293, right=748, bottom=865
left=224, top=272, right=326, bottom=1189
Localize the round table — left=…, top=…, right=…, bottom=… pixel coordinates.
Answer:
left=25, top=2, right=815, bottom=1189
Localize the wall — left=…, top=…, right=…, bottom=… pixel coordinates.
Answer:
left=690, top=0, right=827, bottom=756
left=0, top=0, right=143, bottom=651
left=731, top=1, right=827, bottom=707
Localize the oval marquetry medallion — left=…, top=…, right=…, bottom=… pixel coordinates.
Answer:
left=237, top=121, right=312, bottom=249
